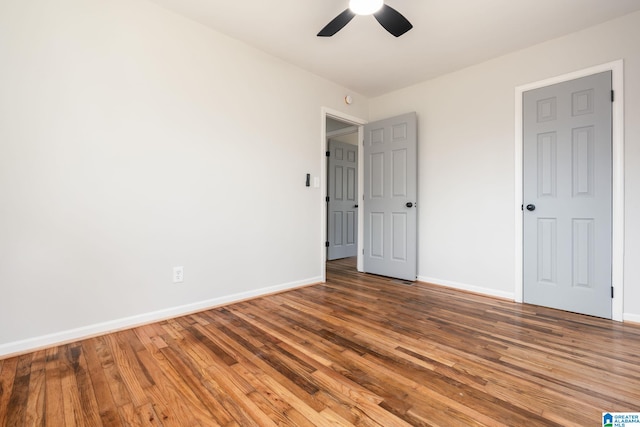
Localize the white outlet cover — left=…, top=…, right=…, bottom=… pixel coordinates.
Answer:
left=173, top=266, right=184, bottom=283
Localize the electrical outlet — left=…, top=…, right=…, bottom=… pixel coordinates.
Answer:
left=173, top=266, right=184, bottom=283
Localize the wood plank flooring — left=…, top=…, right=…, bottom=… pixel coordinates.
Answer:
left=2, top=257, right=640, bottom=426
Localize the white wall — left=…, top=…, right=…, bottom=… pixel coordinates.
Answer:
left=369, top=11, right=640, bottom=320
left=3, top=1, right=639, bottom=358
left=0, top=0, right=367, bottom=355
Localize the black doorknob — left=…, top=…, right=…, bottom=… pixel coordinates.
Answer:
left=406, top=202, right=413, bottom=208
left=526, top=204, right=536, bottom=211
left=354, top=205, right=359, bottom=208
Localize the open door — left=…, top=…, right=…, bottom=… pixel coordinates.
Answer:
left=363, top=112, right=417, bottom=281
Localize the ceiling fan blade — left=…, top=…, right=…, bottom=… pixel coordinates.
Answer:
left=373, top=4, right=413, bottom=37
left=317, top=9, right=356, bottom=37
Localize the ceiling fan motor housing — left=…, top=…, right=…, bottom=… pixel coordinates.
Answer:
left=349, top=0, right=384, bottom=15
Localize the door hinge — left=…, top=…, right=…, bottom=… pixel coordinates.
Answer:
left=521, top=204, right=524, bottom=211
left=611, top=286, right=614, bottom=298
left=326, top=196, right=330, bottom=203
left=325, top=241, right=330, bottom=248
left=611, top=90, right=615, bottom=102
left=326, top=151, right=330, bottom=157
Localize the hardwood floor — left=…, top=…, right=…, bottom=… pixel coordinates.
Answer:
left=2, top=257, right=640, bottom=426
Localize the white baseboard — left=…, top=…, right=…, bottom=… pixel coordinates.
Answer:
left=418, top=276, right=515, bottom=301
left=0, top=276, right=322, bottom=359
left=419, top=276, right=640, bottom=325
left=623, top=312, right=640, bottom=324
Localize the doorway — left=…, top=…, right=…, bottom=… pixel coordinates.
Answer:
left=326, top=119, right=359, bottom=261
left=321, top=108, right=366, bottom=282
left=321, top=108, right=418, bottom=283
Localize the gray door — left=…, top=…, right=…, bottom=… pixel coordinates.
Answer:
left=363, top=112, right=417, bottom=281
left=327, top=140, right=358, bottom=260
left=523, top=71, right=612, bottom=318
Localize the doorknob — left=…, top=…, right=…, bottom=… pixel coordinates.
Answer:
left=406, top=202, right=414, bottom=208
left=526, top=204, right=536, bottom=211
left=354, top=205, right=359, bottom=208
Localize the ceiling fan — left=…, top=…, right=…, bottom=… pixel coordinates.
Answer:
left=317, top=0, right=413, bottom=37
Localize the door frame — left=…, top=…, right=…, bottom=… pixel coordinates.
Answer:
left=321, top=107, right=367, bottom=282
left=514, top=60, right=625, bottom=321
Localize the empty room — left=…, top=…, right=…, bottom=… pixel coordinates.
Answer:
left=1, top=0, right=640, bottom=425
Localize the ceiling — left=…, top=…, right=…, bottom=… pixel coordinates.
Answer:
left=146, top=0, right=640, bottom=97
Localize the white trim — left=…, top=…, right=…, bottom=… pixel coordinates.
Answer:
left=0, top=276, right=321, bottom=359
left=514, top=60, right=624, bottom=322
left=327, top=126, right=359, bottom=138
left=321, top=107, right=367, bottom=280
left=624, top=313, right=640, bottom=324
left=418, top=276, right=515, bottom=301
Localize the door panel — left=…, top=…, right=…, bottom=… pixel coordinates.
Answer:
left=523, top=71, right=612, bottom=318
left=327, top=140, right=358, bottom=260
left=364, top=112, right=417, bottom=281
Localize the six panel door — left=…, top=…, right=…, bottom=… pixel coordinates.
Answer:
left=523, top=71, right=612, bottom=319
left=363, top=112, right=417, bottom=281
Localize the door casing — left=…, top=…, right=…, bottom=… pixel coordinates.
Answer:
left=514, top=60, right=625, bottom=322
